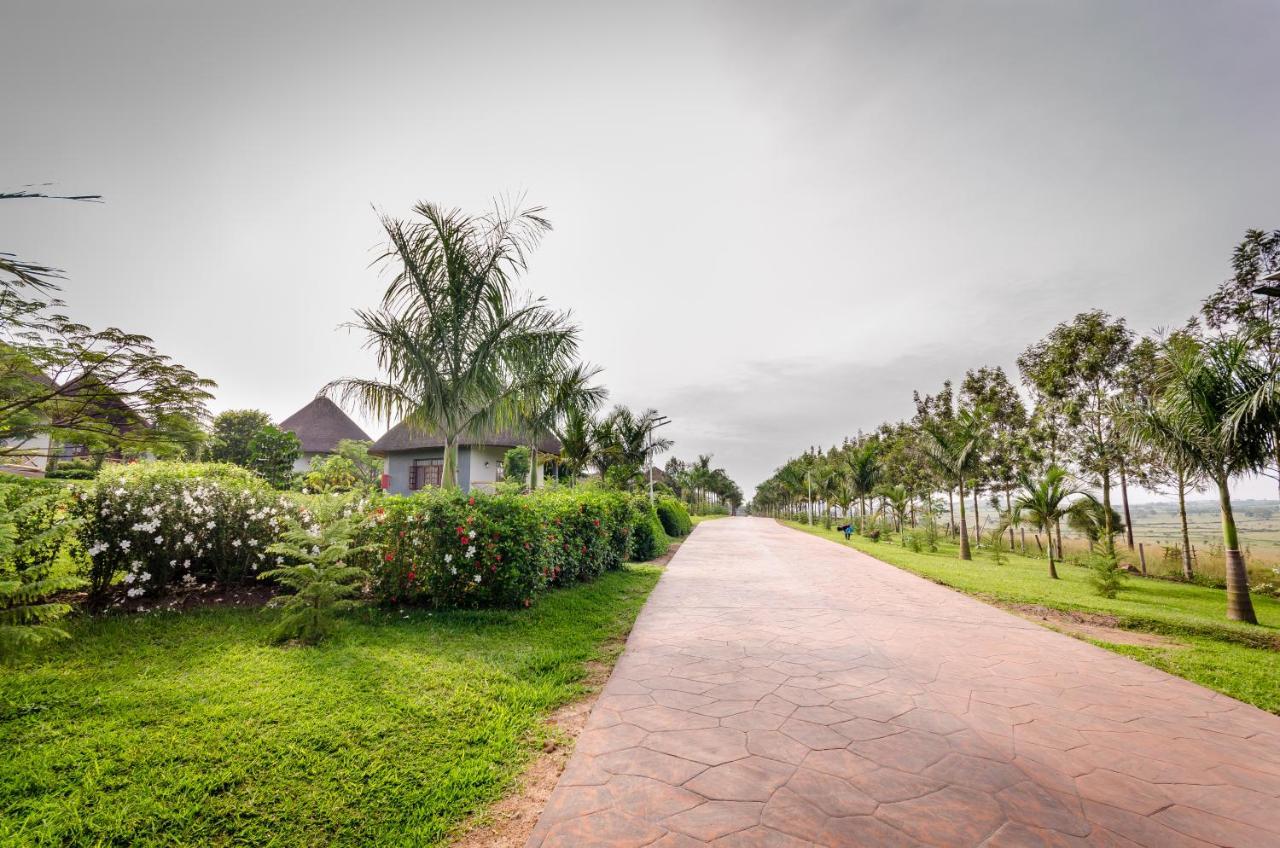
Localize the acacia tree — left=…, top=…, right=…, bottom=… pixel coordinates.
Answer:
left=331, top=199, right=579, bottom=489
left=1019, top=311, right=1133, bottom=557
left=1, top=192, right=213, bottom=464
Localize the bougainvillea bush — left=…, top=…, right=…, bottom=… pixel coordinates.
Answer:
left=74, top=462, right=299, bottom=600
left=369, top=487, right=639, bottom=608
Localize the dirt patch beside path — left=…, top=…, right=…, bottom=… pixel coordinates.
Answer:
left=451, top=547, right=679, bottom=847
left=1003, top=603, right=1181, bottom=648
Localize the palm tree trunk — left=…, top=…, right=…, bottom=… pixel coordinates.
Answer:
left=972, top=485, right=980, bottom=545
left=1177, top=469, right=1193, bottom=580
left=529, top=441, right=537, bottom=491
left=1054, top=519, right=1063, bottom=563
left=1216, top=474, right=1257, bottom=624
left=957, top=479, right=971, bottom=560
left=442, top=435, right=458, bottom=490
left=947, top=489, right=955, bottom=536
left=1118, top=457, right=1135, bottom=551
left=1046, top=522, right=1059, bottom=579
left=1005, top=488, right=1015, bottom=550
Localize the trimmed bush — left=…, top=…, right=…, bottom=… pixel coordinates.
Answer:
left=629, top=496, right=669, bottom=562
left=367, top=487, right=637, bottom=608
left=0, top=475, right=76, bottom=577
left=75, top=462, right=298, bottom=600
left=655, top=496, right=692, bottom=537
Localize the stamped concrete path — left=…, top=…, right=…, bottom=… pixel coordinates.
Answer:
left=527, top=517, right=1280, bottom=848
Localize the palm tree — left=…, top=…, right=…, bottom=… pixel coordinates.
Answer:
left=555, top=406, right=597, bottom=484
left=919, top=409, right=986, bottom=560
left=1127, top=334, right=1271, bottom=623
left=881, top=484, right=911, bottom=538
left=511, top=361, right=606, bottom=489
left=593, top=406, right=672, bottom=490
left=330, top=200, right=579, bottom=489
left=1012, top=466, right=1095, bottom=579
left=845, top=443, right=880, bottom=532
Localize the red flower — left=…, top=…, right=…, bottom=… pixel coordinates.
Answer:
left=455, top=526, right=466, bottom=534
left=592, top=519, right=600, bottom=527
left=468, top=497, right=475, bottom=506
left=495, top=553, right=502, bottom=561
left=407, top=570, right=416, bottom=581
left=384, top=552, right=395, bottom=562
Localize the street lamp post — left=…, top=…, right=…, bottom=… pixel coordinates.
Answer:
left=807, top=470, right=814, bottom=525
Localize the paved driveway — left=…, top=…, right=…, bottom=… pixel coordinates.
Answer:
left=527, top=517, right=1280, bottom=847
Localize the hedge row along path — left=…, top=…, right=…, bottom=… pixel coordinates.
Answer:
left=527, top=517, right=1280, bottom=847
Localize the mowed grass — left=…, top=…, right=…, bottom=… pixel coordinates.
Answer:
left=690, top=514, right=730, bottom=525
left=0, top=565, right=662, bottom=847
left=783, top=521, right=1280, bottom=714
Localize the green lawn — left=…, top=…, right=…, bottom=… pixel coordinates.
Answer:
left=783, top=521, right=1280, bottom=714
left=1, top=565, right=661, bottom=847
left=691, top=513, right=730, bottom=525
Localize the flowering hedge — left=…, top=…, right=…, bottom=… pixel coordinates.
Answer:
left=368, top=487, right=640, bottom=608
left=75, top=462, right=299, bottom=600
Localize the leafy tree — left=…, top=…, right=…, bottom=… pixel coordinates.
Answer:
left=331, top=199, right=580, bottom=490
left=960, top=366, right=1030, bottom=548
left=260, top=511, right=372, bottom=644
left=502, top=445, right=531, bottom=485
left=1018, top=311, right=1133, bottom=557
left=302, top=454, right=364, bottom=493
left=208, top=410, right=272, bottom=467
left=333, top=439, right=382, bottom=485
left=1012, top=466, right=1095, bottom=579
left=249, top=425, right=301, bottom=489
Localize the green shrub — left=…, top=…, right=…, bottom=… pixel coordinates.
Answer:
left=366, top=487, right=636, bottom=608
left=1088, top=554, right=1125, bottom=598
left=261, top=511, right=372, bottom=644
left=502, top=446, right=530, bottom=487
left=44, top=459, right=97, bottom=480
left=75, top=462, right=299, bottom=600
left=0, top=476, right=77, bottom=577
left=629, top=497, right=669, bottom=562
left=655, top=496, right=692, bottom=537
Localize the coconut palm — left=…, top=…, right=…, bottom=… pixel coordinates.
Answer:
left=918, top=409, right=987, bottom=560
left=1126, top=334, right=1271, bottom=623
left=330, top=199, right=579, bottom=489
left=1012, top=466, right=1095, bottom=579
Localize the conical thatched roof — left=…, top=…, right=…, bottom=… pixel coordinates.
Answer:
left=279, top=396, right=371, bottom=454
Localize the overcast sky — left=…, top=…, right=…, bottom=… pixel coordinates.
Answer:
left=4, top=0, right=1278, bottom=502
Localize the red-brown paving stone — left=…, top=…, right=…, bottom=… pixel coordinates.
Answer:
left=664, top=801, right=763, bottom=841
left=526, top=518, right=1280, bottom=847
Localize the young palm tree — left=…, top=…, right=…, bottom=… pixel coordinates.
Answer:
left=555, top=406, right=597, bottom=484
left=510, top=361, right=606, bottom=489
left=1127, top=334, right=1270, bottom=623
left=919, top=409, right=986, bottom=560
left=592, top=406, right=672, bottom=490
left=1012, top=466, right=1095, bottom=579
left=845, top=443, right=881, bottom=532
left=330, top=200, right=579, bottom=489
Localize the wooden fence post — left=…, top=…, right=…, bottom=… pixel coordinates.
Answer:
left=1138, top=543, right=1147, bottom=576
left=1020, top=527, right=1026, bottom=555
left=1034, top=534, right=1043, bottom=554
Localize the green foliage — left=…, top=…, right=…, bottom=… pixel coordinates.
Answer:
left=629, top=497, right=669, bottom=562
left=367, top=487, right=637, bottom=608
left=301, top=454, right=366, bottom=493
left=655, top=496, right=692, bottom=537
left=260, top=511, right=373, bottom=644
left=0, top=479, right=85, bottom=657
left=248, top=425, right=301, bottom=489
left=986, top=526, right=1009, bottom=566
left=333, top=438, right=382, bottom=484
left=1089, top=554, right=1125, bottom=599
left=502, top=446, right=531, bottom=486
left=208, top=410, right=271, bottom=467
left=43, top=459, right=96, bottom=480
left=76, top=462, right=295, bottom=600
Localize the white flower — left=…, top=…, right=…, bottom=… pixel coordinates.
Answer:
left=119, top=540, right=131, bottom=552
left=472, top=574, right=481, bottom=583
left=231, top=539, right=241, bottom=548
left=277, top=556, right=285, bottom=564
left=182, top=573, right=197, bottom=586
left=126, top=587, right=144, bottom=598
left=444, top=553, right=453, bottom=564
left=183, top=533, right=194, bottom=544
left=468, top=529, right=477, bottom=539
left=466, top=545, right=476, bottom=559
left=183, top=559, right=191, bottom=569
left=123, top=572, right=136, bottom=584
left=139, top=571, right=152, bottom=583
left=87, top=541, right=107, bottom=557
left=206, top=520, right=216, bottom=529
left=450, top=566, right=458, bottom=575
left=154, top=536, right=164, bottom=545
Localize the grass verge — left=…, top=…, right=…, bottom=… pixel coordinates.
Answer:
left=0, top=565, right=661, bottom=847
left=783, top=521, right=1280, bottom=714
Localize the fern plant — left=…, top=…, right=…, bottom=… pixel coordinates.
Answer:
left=260, top=511, right=372, bottom=644
left=0, top=484, right=85, bottom=659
